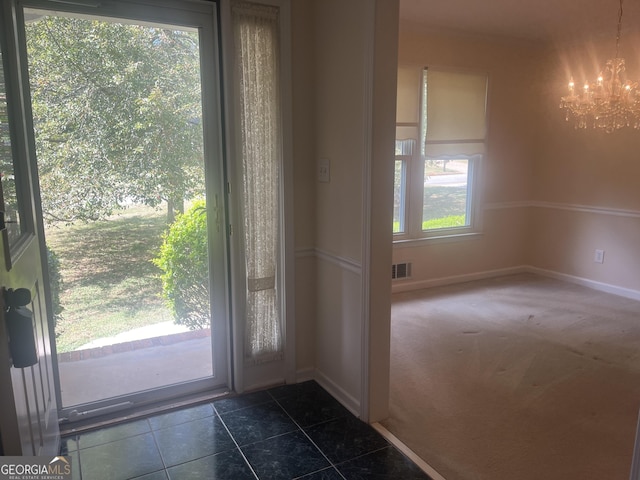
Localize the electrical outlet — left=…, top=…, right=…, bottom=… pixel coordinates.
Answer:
left=594, top=249, right=605, bottom=264
left=318, top=158, right=330, bottom=183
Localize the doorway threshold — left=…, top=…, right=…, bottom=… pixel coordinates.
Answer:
left=59, top=387, right=231, bottom=437
left=57, top=328, right=224, bottom=433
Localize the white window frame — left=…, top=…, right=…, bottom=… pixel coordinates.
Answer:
left=394, top=65, right=487, bottom=244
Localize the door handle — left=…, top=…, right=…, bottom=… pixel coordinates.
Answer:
left=3, top=288, right=38, bottom=368
left=4, top=288, right=31, bottom=308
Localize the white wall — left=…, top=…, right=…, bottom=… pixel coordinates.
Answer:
left=312, top=0, right=369, bottom=411
left=367, top=0, right=399, bottom=422
left=291, top=0, right=317, bottom=376
left=291, top=0, right=398, bottom=419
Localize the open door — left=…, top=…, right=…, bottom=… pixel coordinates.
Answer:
left=20, top=1, right=231, bottom=421
left=0, top=0, right=230, bottom=429
left=0, top=0, right=59, bottom=455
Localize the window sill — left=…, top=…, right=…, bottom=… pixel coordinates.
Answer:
left=393, top=231, right=483, bottom=248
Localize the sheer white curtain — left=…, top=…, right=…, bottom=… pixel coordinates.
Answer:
left=232, top=1, right=282, bottom=362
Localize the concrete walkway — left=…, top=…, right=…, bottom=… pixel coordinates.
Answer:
left=75, top=321, right=190, bottom=350
left=58, top=327, right=213, bottom=407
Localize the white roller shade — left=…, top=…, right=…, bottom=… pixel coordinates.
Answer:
left=424, top=69, right=487, bottom=158
left=396, top=65, right=421, bottom=124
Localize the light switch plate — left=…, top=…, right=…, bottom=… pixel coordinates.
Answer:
left=318, top=158, right=330, bottom=183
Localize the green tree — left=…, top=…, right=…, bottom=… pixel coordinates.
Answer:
left=26, top=15, right=204, bottom=223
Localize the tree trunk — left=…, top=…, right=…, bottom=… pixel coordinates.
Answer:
left=167, top=198, right=175, bottom=223
left=166, top=197, right=184, bottom=223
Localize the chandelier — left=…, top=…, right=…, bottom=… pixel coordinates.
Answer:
left=560, top=0, right=640, bottom=132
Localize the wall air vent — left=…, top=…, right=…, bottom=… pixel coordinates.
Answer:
left=392, top=262, right=411, bottom=280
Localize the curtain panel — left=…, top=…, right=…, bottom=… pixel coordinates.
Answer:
left=232, top=1, right=283, bottom=363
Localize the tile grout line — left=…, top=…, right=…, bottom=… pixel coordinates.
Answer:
left=269, top=386, right=434, bottom=479
left=75, top=437, right=83, bottom=480
left=267, top=390, right=347, bottom=480
left=149, top=404, right=255, bottom=478
left=70, top=383, right=428, bottom=479
left=212, top=403, right=261, bottom=480
left=148, top=417, right=171, bottom=478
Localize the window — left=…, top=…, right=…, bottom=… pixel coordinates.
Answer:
left=394, top=66, right=487, bottom=240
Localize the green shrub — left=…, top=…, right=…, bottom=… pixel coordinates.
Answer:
left=154, top=199, right=209, bottom=329
left=422, top=214, right=466, bottom=230
left=46, top=246, right=64, bottom=328
left=393, top=214, right=467, bottom=233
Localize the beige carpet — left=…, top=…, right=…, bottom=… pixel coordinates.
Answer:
left=382, top=273, right=640, bottom=480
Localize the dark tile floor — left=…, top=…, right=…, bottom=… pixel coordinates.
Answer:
left=60, top=381, right=432, bottom=480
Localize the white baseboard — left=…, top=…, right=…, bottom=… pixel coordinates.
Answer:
left=391, top=264, right=640, bottom=302
left=391, top=266, right=527, bottom=294
left=527, top=266, right=640, bottom=302
left=372, top=423, right=448, bottom=480
left=313, top=368, right=361, bottom=418
left=295, top=367, right=315, bottom=383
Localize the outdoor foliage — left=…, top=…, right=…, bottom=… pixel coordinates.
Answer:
left=154, top=200, right=209, bottom=329
left=46, top=206, right=172, bottom=353
left=46, top=246, right=63, bottom=328
left=26, top=15, right=204, bottom=223
left=422, top=214, right=466, bottom=230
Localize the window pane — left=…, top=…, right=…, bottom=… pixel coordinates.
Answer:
left=0, top=49, right=22, bottom=246
left=422, top=158, right=470, bottom=231
left=393, top=158, right=406, bottom=233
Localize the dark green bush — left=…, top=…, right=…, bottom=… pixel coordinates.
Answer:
left=154, top=199, right=209, bottom=329
left=46, top=246, right=64, bottom=328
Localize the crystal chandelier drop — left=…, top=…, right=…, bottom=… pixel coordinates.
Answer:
left=560, top=0, right=640, bottom=132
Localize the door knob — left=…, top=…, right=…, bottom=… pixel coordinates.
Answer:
left=4, top=288, right=31, bottom=308
left=3, top=287, right=37, bottom=368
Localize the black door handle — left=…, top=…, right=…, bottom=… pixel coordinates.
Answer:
left=4, top=288, right=31, bottom=308
left=3, top=287, right=37, bottom=368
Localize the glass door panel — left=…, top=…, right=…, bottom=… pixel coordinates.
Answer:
left=20, top=1, right=228, bottom=417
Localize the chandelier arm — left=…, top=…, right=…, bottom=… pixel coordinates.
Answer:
left=616, top=0, right=624, bottom=59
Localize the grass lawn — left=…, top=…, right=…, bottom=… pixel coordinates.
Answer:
left=45, top=205, right=172, bottom=353
left=393, top=185, right=468, bottom=233
left=422, top=185, right=467, bottom=221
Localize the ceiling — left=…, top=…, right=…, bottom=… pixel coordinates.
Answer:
left=399, top=0, right=640, bottom=43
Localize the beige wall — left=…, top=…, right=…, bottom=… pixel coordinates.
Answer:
left=393, top=24, right=545, bottom=290
left=393, top=23, right=640, bottom=297
left=530, top=37, right=640, bottom=293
